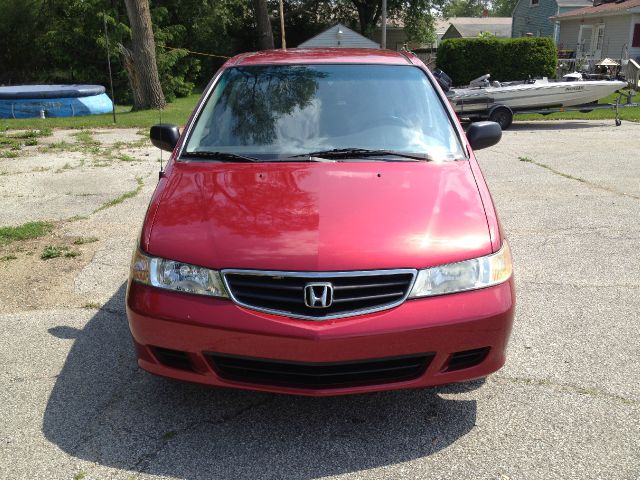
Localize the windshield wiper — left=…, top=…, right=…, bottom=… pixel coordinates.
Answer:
left=181, top=151, right=260, bottom=162
left=289, top=148, right=430, bottom=161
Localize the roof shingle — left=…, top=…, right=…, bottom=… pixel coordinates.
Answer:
left=554, top=0, right=640, bottom=18
left=444, top=18, right=512, bottom=38
left=556, top=0, right=592, bottom=7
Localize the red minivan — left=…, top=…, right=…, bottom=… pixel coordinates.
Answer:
left=126, top=48, right=514, bottom=396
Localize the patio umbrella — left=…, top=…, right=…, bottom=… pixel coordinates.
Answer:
left=596, top=58, right=620, bottom=66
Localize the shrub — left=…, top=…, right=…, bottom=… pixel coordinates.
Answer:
left=436, top=37, right=557, bottom=86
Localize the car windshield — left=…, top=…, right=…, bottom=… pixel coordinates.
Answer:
left=183, top=64, right=465, bottom=161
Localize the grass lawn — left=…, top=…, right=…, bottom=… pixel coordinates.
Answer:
left=0, top=94, right=201, bottom=131
left=516, top=89, right=640, bottom=122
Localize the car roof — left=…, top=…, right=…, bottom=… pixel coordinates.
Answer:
left=224, top=48, right=416, bottom=68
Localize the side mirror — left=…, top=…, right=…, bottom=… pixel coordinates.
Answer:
left=465, top=121, right=502, bottom=151
left=150, top=124, right=180, bottom=152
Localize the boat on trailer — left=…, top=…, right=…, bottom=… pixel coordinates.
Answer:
left=434, top=70, right=629, bottom=129
left=449, top=74, right=626, bottom=113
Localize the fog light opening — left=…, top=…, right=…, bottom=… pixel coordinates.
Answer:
left=151, top=346, right=195, bottom=372
left=445, top=347, right=490, bottom=372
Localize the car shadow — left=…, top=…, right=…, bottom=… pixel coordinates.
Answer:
left=461, top=120, right=615, bottom=132
left=43, top=283, right=479, bottom=479
left=507, top=120, right=613, bottom=131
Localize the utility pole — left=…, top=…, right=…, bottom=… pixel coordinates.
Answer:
left=381, top=0, right=387, bottom=49
left=279, top=0, right=286, bottom=49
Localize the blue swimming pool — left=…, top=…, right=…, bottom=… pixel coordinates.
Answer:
left=0, top=85, right=114, bottom=119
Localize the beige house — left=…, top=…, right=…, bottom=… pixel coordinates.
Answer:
left=552, top=0, right=640, bottom=61
left=440, top=17, right=512, bottom=39
left=370, top=19, right=452, bottom=52
left=371, top=18, right=512, bottom=51
left=369, top=18, right=510, bottom=64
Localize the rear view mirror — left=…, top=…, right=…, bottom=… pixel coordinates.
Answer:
left=465, top=121, right=502, bottom=151
left=150, top=124, right=180, bottom=152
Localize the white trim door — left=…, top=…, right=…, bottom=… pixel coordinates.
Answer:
left=592, top=23, right=605, bottom=59
left=578, top=25, right=593, bottom=57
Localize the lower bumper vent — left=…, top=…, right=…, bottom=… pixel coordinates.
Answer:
left=207, top=353, right=433, bottom=389
left=446, top=347, right=490, bottom=372
left=151, top=346, right=193, bottom=371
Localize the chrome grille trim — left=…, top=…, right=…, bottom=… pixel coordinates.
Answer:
left=221, top=269, right=417, bottom=321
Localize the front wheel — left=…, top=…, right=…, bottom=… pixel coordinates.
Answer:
left=488, top=106, right=513, bottom=130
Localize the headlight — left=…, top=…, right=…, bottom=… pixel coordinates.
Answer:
left=408, top=242, right=512, bottom=298
left=131, top=250, right=228, bottom=298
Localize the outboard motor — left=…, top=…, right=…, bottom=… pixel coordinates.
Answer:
left=433, top=69, right=452, bottom=92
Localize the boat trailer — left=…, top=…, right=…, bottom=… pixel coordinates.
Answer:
left=460, top=90, right=640, bottom=130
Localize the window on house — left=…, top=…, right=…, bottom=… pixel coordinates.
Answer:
left=633, top=24, right=640, bottom=48
left=530, top=0, right=539, bottom=6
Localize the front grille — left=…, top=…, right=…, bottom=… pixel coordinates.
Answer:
left=222, top=269, right=416, bottom=320
left=207, top=353, right=433, bottom=389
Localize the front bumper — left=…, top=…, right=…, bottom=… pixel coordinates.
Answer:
left=126, top=278, right=515, bottom=396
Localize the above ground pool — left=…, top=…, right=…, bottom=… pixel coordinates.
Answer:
left=0, top=85, right=114, bottom=119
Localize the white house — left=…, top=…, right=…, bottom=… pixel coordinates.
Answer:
left=552, top=0, right=640, bottom=61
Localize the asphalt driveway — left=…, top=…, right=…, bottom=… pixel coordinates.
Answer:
left=0, top=120, right=638, bottom=479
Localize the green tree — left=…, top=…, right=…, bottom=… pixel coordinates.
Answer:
left=442, top=0, right=485, bottom=17
left=347, top=0, right=438, bottom=44
left=403, top=0, right=437, bottom=44
left=150, top=8, right=200, bottom=102
left=154, top=0, right=254, bottom=85
left=1, top=0, right=461, bottom=103
left=0, top=0, right=137, bottom=100
left=279, top=0, right=345, bottom=48
left=0, top=0, right=47, bottom=84
left=491, top=0, right=518, bottom=16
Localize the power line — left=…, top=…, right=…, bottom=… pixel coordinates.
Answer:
left=158, top=45, right=231, bottom=59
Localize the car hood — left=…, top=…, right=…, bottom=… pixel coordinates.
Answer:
left=146, top=161, right=492, bottom=271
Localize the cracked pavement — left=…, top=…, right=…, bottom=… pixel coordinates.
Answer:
left=0, top=120, right=639, bottom=479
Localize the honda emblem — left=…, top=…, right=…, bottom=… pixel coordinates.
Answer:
left=304, top=282, right=334, bottom=308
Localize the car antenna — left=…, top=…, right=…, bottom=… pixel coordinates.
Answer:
left=158, top=107, right=165, bottom=179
